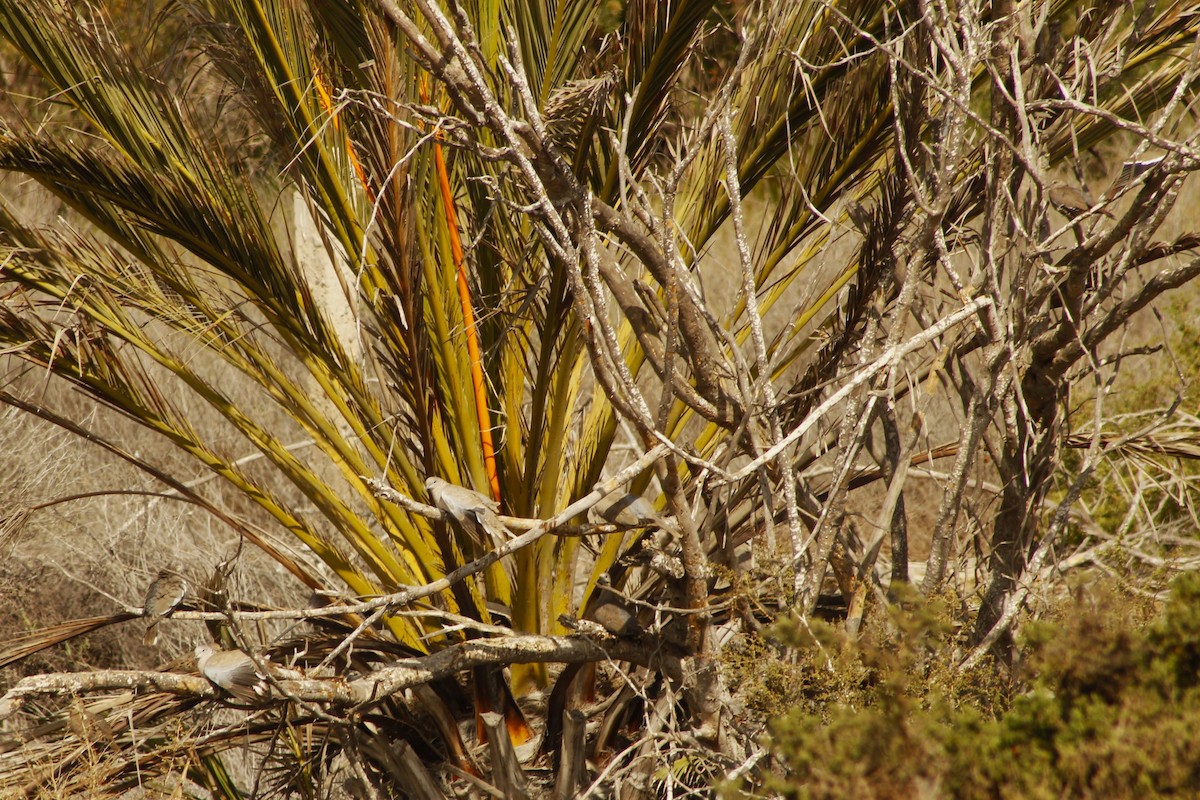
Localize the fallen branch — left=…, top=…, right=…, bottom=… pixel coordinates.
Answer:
left=0, top=633, right=681, bottom=719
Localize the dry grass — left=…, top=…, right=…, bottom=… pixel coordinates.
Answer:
left=0, top=182, right=320, bottom=681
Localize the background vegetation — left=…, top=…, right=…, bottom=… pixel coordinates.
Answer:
left=1, top=0, right=1199, bottom=796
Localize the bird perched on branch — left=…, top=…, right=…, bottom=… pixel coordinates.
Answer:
left=195, top=644, right=270, bottom=702
left=67, top=698, right=116, bottom=746
left=1047, top=180, right=1112, bottom=219
left=589, top=491, right=676, bottom=534
left=584, top=573, right=645, bottom=639
left=142, top=568, right=188, bottom=646
left=425, top=477, right=511, bottom=551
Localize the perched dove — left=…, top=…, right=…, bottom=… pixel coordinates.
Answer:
left=584, top=574, right=644, bottom=639
left=425, top=477, right=511, bottom=550
left=67, top=699, right=116, bottom=746
left=143, top=569, right=188, bottom=646
left=589, top=492, right=674, bottom=532
left=1047, top=180, right=1115, bottom=222
left=195, top=644, right=270, bottom=702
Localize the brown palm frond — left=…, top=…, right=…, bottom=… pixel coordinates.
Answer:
left=543, top=68, right=622, bottom=148
left=0, top=615, right=139, bottom=670
left=1065, top=430, right=1200, bottom=461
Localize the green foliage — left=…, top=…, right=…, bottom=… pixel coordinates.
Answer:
left=732, top=576, right=1200, bottom=799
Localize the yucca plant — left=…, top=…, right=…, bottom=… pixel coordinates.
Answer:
left=2, top=0, right=1200, bottom=794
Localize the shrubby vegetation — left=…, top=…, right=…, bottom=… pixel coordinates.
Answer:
left=731, top=575, right=1200, bottom=798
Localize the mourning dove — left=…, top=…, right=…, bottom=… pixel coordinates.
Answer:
left=589, top=492, right=675, bottom=533
left=143, top=569, right=188, bottom=646
left=195, top=644, right=269, bottom=702
left=425, top=477, right=511, bottom=550
left=1048, top=181, right=1113, bottom=219
left=584, top=574, right=644, bottom=639
left=67, top=698, right=116, bottom=746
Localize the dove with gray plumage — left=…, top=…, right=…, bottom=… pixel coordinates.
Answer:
left=67, top=699, right=116, bottom=746
left=584, top=573, right=644, bottom=639
left=195, top=644, right=270, bottom=702
left=143, top=568, right=188, bottom=646
left=425, top=477, right=512, bottom=550
left=589, top=492, right=675, bottom=533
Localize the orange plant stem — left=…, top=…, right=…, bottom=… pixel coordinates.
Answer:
left=314, top=67, right=374, bottom=203
left=434, top=138, right=501, bottom=502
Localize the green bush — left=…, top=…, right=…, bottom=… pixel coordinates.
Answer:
left=732, top=575, right=1200, bottom=799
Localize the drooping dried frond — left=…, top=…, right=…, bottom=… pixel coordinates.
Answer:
left=543, top=67, right=622, bottom=148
